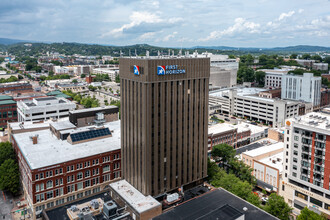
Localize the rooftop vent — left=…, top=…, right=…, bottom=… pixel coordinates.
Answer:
left=30, top=135, right=39, bottom=145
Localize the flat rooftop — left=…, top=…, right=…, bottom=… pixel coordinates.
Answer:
left=208, top=123, right=236, bottom=135
left=236, top=122, right=268, bottom=135
left=210, top=87, right=268, bottom=98
left=258, top=151, right=284, bottom=172
left=110, top=180, right=161, bottom=214
left=242, top=142, right=284, bottom=157
left=236, top=139, right=277, bottom=155
left=70, top=106, right=118, bottom=114
left=153, top=188, right=278, bottom=220
left=13, top=120, right=121, bottom=170
left=290, top=112, right=330, bottom=133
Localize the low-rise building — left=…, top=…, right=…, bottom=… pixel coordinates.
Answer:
left=209, top=87, right=300, bottom=127
left=17, top=97, right=76, bottom=122
left=262, top=69, right=291, bottom=89
left=0, top=81, right=33, bottom=93
left=242, top=142, right=284, bottom=192
left=109, top=180, right=162, bottom=220
left=92, top=67, right=119, bottom=82
left=0, top=95, right=17, bottom=128
left=10, top=117, right=122, bottom=218
left=268, top=127, right=284, bottom=142
left=259, top=89, right=281, bottom=99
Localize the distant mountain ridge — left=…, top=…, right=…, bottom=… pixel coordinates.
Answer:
left=0, top=37, right=330, bottom=54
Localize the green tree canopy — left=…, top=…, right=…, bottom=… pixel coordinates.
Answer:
left=81, top=74, right=86, bottom=78
left=255, top=71, right=266, bottom=86
left=211, top=143, right=235, bottom=164
left=290, top=54, right=298, bottom=59
left=264, top=193, right=292, bottom=220
left=297, top=207, right=326, bottom=220
left=237, top=66, right=255, bottom=83
left=0, top=142, right=15, bottom=165
left=311, top=55, right=322, bottom=62
left=302, top=54, right=311, bottom=60
left=0, top=159, right=20, bottom=194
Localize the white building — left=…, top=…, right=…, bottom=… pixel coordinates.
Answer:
left=209, top=87, right=300, bottom=128
left=242, top=142, right=284, bottom=192
left=92, top=67, right=119, bottom=81
left=281, top=73, right=321, bottom=107
left=197, top=53, right=238, bottom=88
left=280, top=112, right=330, bottom=217
left=17, top=97, right=76, bottom=122
left=261, top=68, right=292, bottom=89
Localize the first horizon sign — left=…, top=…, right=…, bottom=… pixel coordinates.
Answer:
left=157, top=65, right=186, bottom=75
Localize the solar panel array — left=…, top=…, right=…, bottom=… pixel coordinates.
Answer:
left=70, top=128, right=111, bottom=143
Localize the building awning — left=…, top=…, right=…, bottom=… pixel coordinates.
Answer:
left=256, top=179, right=275, bottom=192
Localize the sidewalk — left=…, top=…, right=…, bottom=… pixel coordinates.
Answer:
left=11, top=198, right=32, bottom=220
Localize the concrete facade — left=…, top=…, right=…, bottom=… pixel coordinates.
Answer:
left=281, top=73, right=321, bottom=107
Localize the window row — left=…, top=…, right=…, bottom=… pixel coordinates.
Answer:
left=35, top=168, right=63, bottom=180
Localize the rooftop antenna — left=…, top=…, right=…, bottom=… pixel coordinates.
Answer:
left=146, top=50, right=150, bottom=58
left=129, top=49, right=131, bottom=57
left=135, top=49, right=137, bottom=57
left=157, top=50, right=160, bottom=58
left=172, top=50, right=174, bottom=57
left=120, top=50, right=123, bottom=57
left=168, top=49, right=170, bottom=56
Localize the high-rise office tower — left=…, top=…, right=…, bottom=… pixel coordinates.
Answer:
left=120, top=57, right=210, bottom=196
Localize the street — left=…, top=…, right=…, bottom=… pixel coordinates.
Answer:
left=0, top=190, right=14, bottom=220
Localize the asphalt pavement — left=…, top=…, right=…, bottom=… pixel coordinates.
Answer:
left=0, top=190, right=14, bottom=220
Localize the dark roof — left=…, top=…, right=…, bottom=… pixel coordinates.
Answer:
left=153, top=189, right=278, bottom=220
left=0, top=95, right=13, bottom=101
left=35, top=97, right=57, bottom=101
left=235, top=142, right=264, bottom=155
left=0, top=100, right=16, bottom=105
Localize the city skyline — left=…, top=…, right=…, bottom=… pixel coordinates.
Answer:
left=1, top=0, right=330, bottom=48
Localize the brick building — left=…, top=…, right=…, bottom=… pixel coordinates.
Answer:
left=208, top=123, right=251, bottom=150
left=0, top=81, right=33, bottom=93
left=0, top=95, right=17, bottom=128
left=9, top=110, right=121, bottom=219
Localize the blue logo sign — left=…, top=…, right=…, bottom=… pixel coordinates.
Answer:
left=157, top=66, right=166, bottom=75
left=134, top=65, right=140, bottom=75
left=157, top=65, right=185, bottom=75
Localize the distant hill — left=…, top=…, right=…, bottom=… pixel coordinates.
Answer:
left=0, top=37, right=329, bottom=55
left=0, top=37, right=33, bottom=45
left=192, top=45, right=330, bottom=52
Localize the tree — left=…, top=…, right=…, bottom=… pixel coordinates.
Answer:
left=255, top=71, right=266, bottom=86
left=302, top=54, right=311, bottom=60
left=290, top=54, right=298, bottom=59
left=229, top=159, right=256, bottom=185
left=0, top=142, right=15, bottom=165
left=324, top=56, right=330, bottom=65
left=297, top=207, right=326, bottom=220
left=311, top=55, right=322, bottom=62
left=237, top=66, right=255, bottom=83
left=0, top=159, right=20, bottom=195
left=71, top=79, right=78, bottom=84
left=81, top=74, right=86, bottom=78
left=264, top=193, right=292, bottom=220
left=211, top=144, right=235, bottom=164
left=88, top=85, right=96, bottom=91
left=115, top=75, right=120, bottom=83
left=246, top=193, right=261, bottom=207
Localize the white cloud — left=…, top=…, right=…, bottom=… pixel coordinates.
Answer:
left=298, top=9, right=304, bottom=14
left=139, top=31, right=157, bottom=40
left=102, top=11, right=182, bottom=38
left=201, top=17, right=260, bottom=41
left=162, top=31, right=178, bottom=41
left=278, top=11, right=295, bottom=21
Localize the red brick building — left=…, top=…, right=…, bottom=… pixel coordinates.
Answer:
left=0, top=95, right=17, bottom=128
left=0, top=81, right=33, bottom=93
left=9, top=110, right=121, bottom=218
left=208, top=123, right=251, bottom=151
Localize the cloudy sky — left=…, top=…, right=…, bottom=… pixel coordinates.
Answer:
left=1, top=0, right=330, bottom=47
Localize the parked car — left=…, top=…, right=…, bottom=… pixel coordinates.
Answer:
left=225, top=118, right=230, bottom=122
left=231, top=116, right=236, bottom=119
